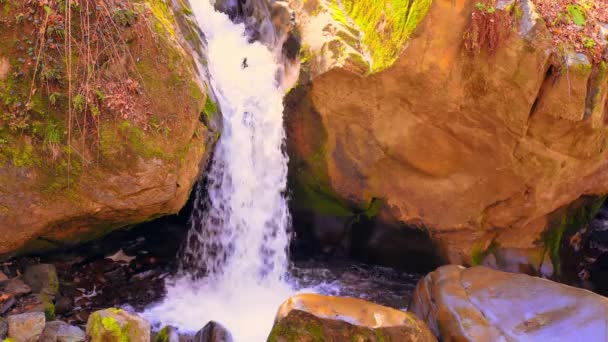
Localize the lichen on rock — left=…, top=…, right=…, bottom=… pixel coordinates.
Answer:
left=86, top=308, right=150, bottom=342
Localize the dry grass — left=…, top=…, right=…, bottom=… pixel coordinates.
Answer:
left=5, top=0, right=151, bottom=163
left=463, top=1, right=514, bottom=55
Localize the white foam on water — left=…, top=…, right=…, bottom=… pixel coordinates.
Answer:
left=144, top=1, right=297, bottom=340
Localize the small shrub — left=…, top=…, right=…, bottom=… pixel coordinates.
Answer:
left=112, top=8, right=137, bottom=27
left=43, top=121, right=62, bottom=160
left=73, top=93, right=86, bottom=113
left=583, top=37, right=596, bottom=49
left=49, top=92, right=61, bottom=106
left=40, top=66, right=62, bottom=84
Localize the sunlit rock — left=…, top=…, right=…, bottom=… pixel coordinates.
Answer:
left=286, top=0, right=608, bottom=274
left=6, top=312, right=45, bottom=342
left=269, top=293, right=436, bottom=341
left=410, top=265, right=608, bottom=341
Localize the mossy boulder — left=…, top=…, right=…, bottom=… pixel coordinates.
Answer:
left=0, top=0, right=215, bottom=256
left=268, top=294, right=436, bottom=341
left=86, top=308, right=150, bottom=342
left=287, top=0, right=608, bottom=273
left=22, top=264, right=59, bottom=296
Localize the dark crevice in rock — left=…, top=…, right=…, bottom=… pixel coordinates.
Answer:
left=584, top=65, right=598, bottom=120
left=289, top=199, right=443, bottom=273
left=526, top=63, right=556, bottom=126
left=604, top=98, right=608, bottom=125
left=560, top=200, right=608, bottom=296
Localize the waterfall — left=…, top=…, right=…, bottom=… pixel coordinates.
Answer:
left=144, top=1, right=293, bottom=340
left=180, top=0, right=291, bottom=288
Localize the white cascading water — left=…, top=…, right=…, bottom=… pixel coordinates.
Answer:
left=144, top=0, right=294, bottom=340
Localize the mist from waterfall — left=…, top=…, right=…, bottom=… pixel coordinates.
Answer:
left=144, top=0, right=294, bottom=340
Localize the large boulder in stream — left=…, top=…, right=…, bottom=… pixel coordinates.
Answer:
left=410, top=265, right=608, bottom=341
left=268, top=293, right=436, bottom=341
left=0, top=0, right=216, bottom=257
left=286, top=0, right=608, bottom=275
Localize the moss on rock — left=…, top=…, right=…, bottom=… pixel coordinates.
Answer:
left=542, top=195, right=606, bottom=276
left=335, top=0, right=432, bottom=71
left=0, top=0, right=214, bottom=256
left=86, top=308, right=150, bottom=342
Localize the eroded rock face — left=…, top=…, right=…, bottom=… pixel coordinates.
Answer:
left=0, top=1, right=215, bottom=257
left=269, top=293, right=436, bottom=341
left=287, top=0, right=608, bottom=272
left=410, top=265, right=608, bottom=341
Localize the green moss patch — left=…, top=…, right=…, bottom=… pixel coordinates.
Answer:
left=470, top=239, right=500, bottom=266
left=542, top=195, right=606, bottom=276
left=333, top=0, right=433, bottom=72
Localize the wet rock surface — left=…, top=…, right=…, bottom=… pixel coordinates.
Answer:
left=411, top=265, right=608, bottom=341
left=194, top=321, right=234, bottom=342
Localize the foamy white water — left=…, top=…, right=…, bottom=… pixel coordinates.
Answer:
left=144, top=1, right=294, bottom=340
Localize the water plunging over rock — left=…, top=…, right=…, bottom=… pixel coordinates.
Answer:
left=145, top=1, right=295, bottom=340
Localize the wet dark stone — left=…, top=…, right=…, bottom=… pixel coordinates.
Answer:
left=591, top=253, right=608, bottom=295
left=54, top=296, right=73, bottom=315
left=290, top=205, right=442, bottom=274
left=561, top=202, right=608, bottom=297
left=0, top=293, right=16, bottom=315
left=0, top=318, right=7, bottom=339
left=104, top=267, right=127, bottom=283
left=2, top=278, right=31, bottom=297
left=282, top=33, right=301, bottom=60
left=194, top=321, right=233, bottom=342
